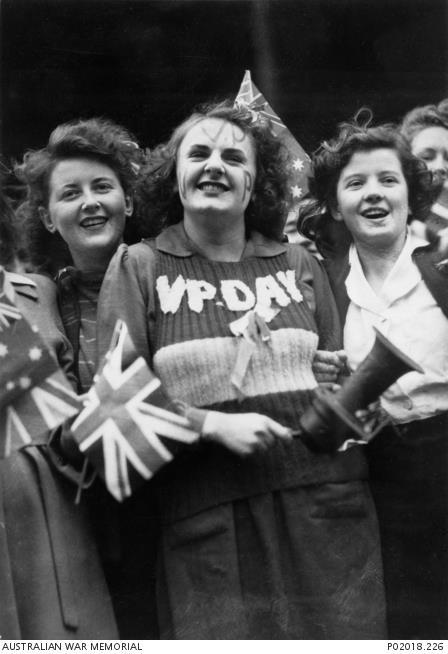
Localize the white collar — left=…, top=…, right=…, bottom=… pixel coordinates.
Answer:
left=346, top=232, right=426, bottom=311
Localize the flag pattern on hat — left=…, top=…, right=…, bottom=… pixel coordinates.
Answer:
left=0, top=280, right=81, bottom=457
left=234, top=70, right=312, bottom=209
left=71, top=320, right=200, bottom=502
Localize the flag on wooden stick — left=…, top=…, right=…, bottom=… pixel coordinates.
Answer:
left=71, top=320, right=200, bottom=502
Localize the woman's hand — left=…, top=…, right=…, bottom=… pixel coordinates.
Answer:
left=201, top=411, right=292, bottom=457
left=355, top=401, right=390, bottom=439
left=312, top=349, right=348, bottom=383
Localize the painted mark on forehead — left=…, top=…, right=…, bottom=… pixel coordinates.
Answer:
left=200, top=121, right=247, bottom=145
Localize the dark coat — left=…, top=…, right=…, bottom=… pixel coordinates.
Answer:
left=0, top=272, right=118, bottom=639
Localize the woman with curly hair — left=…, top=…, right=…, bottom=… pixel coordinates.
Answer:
left=15, top=118, right=159, bottom=639
left=0, top=167, right=118, bottom=638
left=16, top=117, right=143, bottom=392
left=96, top=100, right=386, bottom=639
left=300, top=116, right=448, bottom=638
left=400, top=99, right=448, bottom=249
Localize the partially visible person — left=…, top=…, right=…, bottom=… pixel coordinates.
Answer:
left=0, top=169, right=26, bottom=271
left=0, top=172, right=118, bottom=638
left=400, top=99, right=448, bottom=249
left=16, top=118, right=158, bottom=639
left=300, top=115, right=448, bottom=639
left=96, top=100, right=386, bottom=639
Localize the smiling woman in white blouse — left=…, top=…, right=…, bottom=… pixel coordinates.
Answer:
left=299, top=116, right=448, bottom=639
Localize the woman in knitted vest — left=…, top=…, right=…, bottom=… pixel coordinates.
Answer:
left=96, top=101, right=386, bottom=639
left=299, top=116, right=448, bottom=638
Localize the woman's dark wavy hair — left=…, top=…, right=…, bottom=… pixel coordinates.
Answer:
left=15, top=117, right=144, bottom=276
left=135, top=100, right=290, bottom=241
left=299, top=111, right=432, bottom=258
left=0, top=167, right=20, bottom=269
left=400, top=99, right=448, bottom=142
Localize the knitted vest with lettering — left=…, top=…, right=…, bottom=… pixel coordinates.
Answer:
left=150, top=250, right=367, bottom=522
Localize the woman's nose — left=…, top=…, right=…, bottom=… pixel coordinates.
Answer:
left=363, top=181, right=383, bottom=201
left=204, top=152, right=225, bottom=175
left=81, top=191, right=101, bottom=211
left=432, top=153, right=448, bottom=175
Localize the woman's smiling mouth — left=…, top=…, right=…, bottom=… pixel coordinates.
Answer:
left=197, top=181, right=229, bottom=193
left=361, top=207, right=389, bottom=219
left=80, top=216, right=108, bottom=229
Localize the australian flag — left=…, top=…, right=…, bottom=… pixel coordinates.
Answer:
left=234, top=69, right=312, bottom=231
left=0, top=274, right=81, bottom=457
left=71, top=320, right=200, bottom=502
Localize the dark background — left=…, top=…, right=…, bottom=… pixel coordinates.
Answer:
left=2, top=0, right=448, bottom=162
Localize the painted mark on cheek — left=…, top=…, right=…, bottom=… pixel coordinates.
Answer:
left=242, top=170, right=254, bottom=203
left=178, top=172, right=187, bottom=200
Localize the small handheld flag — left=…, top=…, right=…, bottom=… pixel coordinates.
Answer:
left=71, top=320, right=200, bottom=502
left=0, top=279, right=81, bottom=457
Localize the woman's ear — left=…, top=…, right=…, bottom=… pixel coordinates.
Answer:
left=124, top=196, right=134, bottom=217
left=329, top=201, right=344, bottom=222
left=38, top=206, right=56, bottom=233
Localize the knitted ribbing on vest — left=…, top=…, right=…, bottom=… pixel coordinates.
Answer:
left=150, top=251, right=367, bottom=522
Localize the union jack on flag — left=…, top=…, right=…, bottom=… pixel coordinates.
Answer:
left=71, top=320, right=199, bottom=502
left=234, top=70, right=312, bottom=216
left=0, top=280, right=81, bottom=457
left=0, top=369, right=81, bottom=458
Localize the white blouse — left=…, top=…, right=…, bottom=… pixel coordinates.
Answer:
left=344, top=235, right=448, bottom=423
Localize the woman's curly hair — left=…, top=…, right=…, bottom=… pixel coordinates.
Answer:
left=0, top=168, right=20, bottom=270
left=298, top=111, right=433, bottom=258
left=400, top=99, right=448, bottom=143
left=15, top=117, right=144, bottom=276
left=135, top=100, right=290, bottom=241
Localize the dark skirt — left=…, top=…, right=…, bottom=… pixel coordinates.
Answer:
left=0, top=446, right=118, bottom=639
left=367, top=412, right=448, bottom=639
left=156, top=480, right=386, bottom=639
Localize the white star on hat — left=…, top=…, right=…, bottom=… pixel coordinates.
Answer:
left=0, top=343, right=8, bottom=357
left=29, top=347, right=43, bottom=361
left=293, top=158, right=305, bottom=171
left=291, top=185, right=303, bottom=199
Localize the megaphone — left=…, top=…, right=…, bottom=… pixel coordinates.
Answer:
left=295, top=327, right=424, bottom=453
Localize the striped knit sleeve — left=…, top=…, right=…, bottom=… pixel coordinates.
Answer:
left=287, top=244, right=342, bottom=351
left=96, top=242, right=156, bottom=366
left=307, top=254, right=342, bottom=351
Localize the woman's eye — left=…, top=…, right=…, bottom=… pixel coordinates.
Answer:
left=224, top=153, right=243, bottom=164
left=347, top=179, right=362, bottom=189
left=382, top=176, right=398, bottom=185
left=189, top=150, right=207, bottom=160
left=61, top=189, right=78, bottom=200
left=95, top=182, right=113, bottom=192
